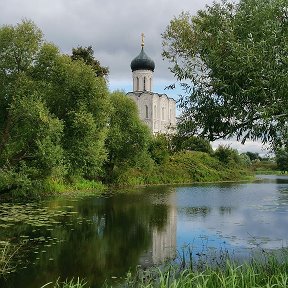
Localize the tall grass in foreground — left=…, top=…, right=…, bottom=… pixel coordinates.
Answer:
left=38, top=249, right=288, bottom=288
left=0, top=241, right=20, bottom=277
left=106, top=249, right=288, bottom=288
left=40, top=278, right=87, bottom=288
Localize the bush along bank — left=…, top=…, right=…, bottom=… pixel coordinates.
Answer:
left=113, top=150, right=252, bottom=187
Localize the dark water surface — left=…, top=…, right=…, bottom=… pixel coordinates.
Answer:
left=1, top=175, right=288, bottom=287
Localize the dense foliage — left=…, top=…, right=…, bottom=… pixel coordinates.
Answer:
left=71, top=46, right=109, bottom=78
left=0, top=20, right=109, bottom=196
left=104, top=91, right=152, bottom=182
left=275, top=148, right=288, bottom=172
left=162, top=0, right=288, bottom=147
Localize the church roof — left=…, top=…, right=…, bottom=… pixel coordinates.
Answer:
left=130, top=47, right=155, bottom=72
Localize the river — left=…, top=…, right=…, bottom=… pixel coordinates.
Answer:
left=1, top=175, right=288, bottom=287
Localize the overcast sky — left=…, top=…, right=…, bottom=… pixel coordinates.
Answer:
left=0, top=0, right=269, bottom=155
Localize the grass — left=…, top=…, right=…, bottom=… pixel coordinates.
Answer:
left=103, top=249, right=288, bottom=288
left=40, top=278, right=88, bottom=288
left=0, top=241, right=21, bottom=277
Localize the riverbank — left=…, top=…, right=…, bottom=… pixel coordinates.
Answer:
left=113, top=151, right=252, bottom=187
left=0, top=150, right=252, bottom=202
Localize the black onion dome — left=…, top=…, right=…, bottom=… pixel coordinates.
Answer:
left=130, top=47, right=155, bottom=72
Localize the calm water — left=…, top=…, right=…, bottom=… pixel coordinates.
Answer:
left=1, top=175, right=288, bottom=287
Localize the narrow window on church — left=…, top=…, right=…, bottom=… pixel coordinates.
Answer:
left=143, top=77, right=146, bottom=91
left=170, top=109, right=172, bottom=121
left=145, top=105, right=149, bottom=118
left=136, top=77, right=139, bottom=91
left=162, top=107, right=165, bottom=120
left=154, top=105, right=157, bottom=118
left=150, top=78, right=152, bottom=91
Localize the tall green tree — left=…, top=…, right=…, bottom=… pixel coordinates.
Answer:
left=33, top=49, right=110, bottom=179
left=162, top=0, right=288, bottom=147
left=275, top=148, right=288, bottom=172
left=0, top=21, right=64, bottom=193
left=0, top=20, right=110, bottom=193
left=104, top=91, right=152, bottom=182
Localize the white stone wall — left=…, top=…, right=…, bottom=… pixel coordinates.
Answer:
left=127, top=91, right=176, bottom=134
left=132, top=70, right=153, bottom=92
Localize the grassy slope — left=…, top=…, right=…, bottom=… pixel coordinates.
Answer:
left=116, top=151, right=252, bottom=186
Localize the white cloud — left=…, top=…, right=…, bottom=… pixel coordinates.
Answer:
left=212, top=139, right=270, bottom=156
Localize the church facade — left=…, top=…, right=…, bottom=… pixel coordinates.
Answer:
left=127, top=36, right=176, bottom=134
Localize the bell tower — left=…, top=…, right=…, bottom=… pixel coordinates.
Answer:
left=130, top=33, right=155, bottom=92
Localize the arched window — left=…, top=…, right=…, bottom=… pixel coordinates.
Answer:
left=136, top=77, right=139, bottom=91
left=143, top=77, right=146, bottom=91
left=145, top=105, right=149, bottom=118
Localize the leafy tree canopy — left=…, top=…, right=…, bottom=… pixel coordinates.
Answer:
left=275, top=148, right=288, bottom=172
left=71, top=46, right=109, bottom=78
left=162, top=0, right=288, bottom=148
left=104, top=91, right=152, bottom=182
left=171, top=134, right=213, bottom=154
left=0, top=20, right=110, bottom=193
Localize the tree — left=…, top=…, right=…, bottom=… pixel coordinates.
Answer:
left=71, top=46, right=109, bottom=78
left=0, top=21, right=65, bottom=193
left=104, top=91, right=152, bottom=182
left=275, top=148, right=288, bottom=172
left=0, top=20, right=110, bottom=193
left=148, top=134, right=170, bottom=165
left=245, top=152, right=262, bottom=161
left=214, top=145, right=242, bottom=166
left=34, top=50, right=110, bottom=179
left=171, top=134, right=213, bottom=154
left=162, top=0, right=288, bottom=147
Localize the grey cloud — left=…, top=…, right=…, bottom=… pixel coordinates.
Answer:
left=0, top=0, right=215, bottom=86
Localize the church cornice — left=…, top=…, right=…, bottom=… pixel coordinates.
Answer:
left=126, top=91, right=176, bottom=103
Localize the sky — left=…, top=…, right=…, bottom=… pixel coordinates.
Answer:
left=0, top=0, right=270, bottom=156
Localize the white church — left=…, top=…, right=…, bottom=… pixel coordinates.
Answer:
left=127, top=35, right=176, bottom=134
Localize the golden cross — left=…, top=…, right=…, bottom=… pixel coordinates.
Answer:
left=141, top=33, right=145, bottom=47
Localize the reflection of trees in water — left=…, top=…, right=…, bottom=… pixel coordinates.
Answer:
left=219, top=206, right=232, bottom=215
left=180, top=206, right=211, bottom=218
left=276, top=178, right=288, bottom=184
left=55, top=193, right=170, bottom=287
left=0, top=189, right=172, bottom=288
left=279, top=188, right=288, bottom=199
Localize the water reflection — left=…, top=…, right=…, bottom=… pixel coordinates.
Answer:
left=0, top=187, right=175, bottom=288
left=176, top=178, right=288, bottom=253
left=140, top=192, right=177, bottom=266
left=1, top=175, right=288, bottom=287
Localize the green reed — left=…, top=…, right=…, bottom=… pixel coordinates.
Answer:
left=41, top=249, right=288, bottom=288
left=0, top=241, right=20, bottom=277
left=107, top=248, right=288, bottom=288
left=41, top=278, right=88, bottom=288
